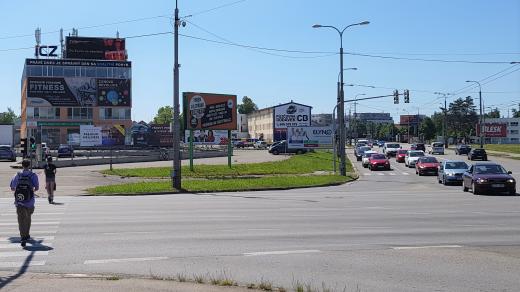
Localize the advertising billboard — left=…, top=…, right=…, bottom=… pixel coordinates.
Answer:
left=476, top=123, right=507, bottom=137
left=274, top=102, right=311, bottom=128
left=287, top=126, right=333, bottom=149
left=66, top=37, right=127, bottom=60
left=26, top=58, right=131, bottom=68
left=185, top=130, right=230, bottom=145
left=149, top=124, right=173, bottom=147
left=80, top=125, right=102, bottom=146
left=183, top=92, right=237, bottom=130
left=97, top=79, right=131, bottom=106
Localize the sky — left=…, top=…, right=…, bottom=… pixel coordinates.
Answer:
left=0, top=0, right=519, bottom=123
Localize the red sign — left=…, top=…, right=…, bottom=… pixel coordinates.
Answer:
left=476, top=123, right=507, bottom=137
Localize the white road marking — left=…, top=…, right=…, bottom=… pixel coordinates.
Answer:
left=247, top=228, right=280, bottom=231
left=1, top=213, right=64, bottom=216
left=0, top=261, right=45, bottom=268
left=377, top=173, right=385, bottom=176
left=243, top=249, right=321, bottom=256
left=0, top=230, right=57, bottom=235
left=0, top=242, right=53, bottom=249
left=102, top=231, right=157, bottom=235
left=0, top=250, right=49, bottom=257
left=388, top=173, right=396, bottom=176
left=363, top=173, right=372, bottom=176
left=392, top=245, right=462, bottom=250
left=0, top=221, right=60, bottom=226
left=402, top=172, right=410, bottom=175
left=84, top=257, right=169, bottom=265
left=0, top=236, right=54, bottom=242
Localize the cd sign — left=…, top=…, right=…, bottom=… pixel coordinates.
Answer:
left=274, top=102, right=311, bottom=128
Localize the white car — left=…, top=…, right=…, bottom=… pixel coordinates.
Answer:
left=383, top=143, right=401, bottom=157
left=362, top=150, right=378, bottom=168
left=254, top=141, right=267, bottom=149
left=404, top=150, right=425, bottom=168
left=428, top=142, right=445, bottom=155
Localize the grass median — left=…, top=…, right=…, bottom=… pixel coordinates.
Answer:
left=471, top=144, right=520, bottom=155
left=89, top=151, right=355, bottom=195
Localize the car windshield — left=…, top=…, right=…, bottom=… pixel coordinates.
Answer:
left=419, top=157, right=438, bottom=163
left=387, top=144, right=400, bottom=148
left=0, top=146, right=11, bottom=151
left=473, top=149, right=486, bottom=153
left=409, top=151, right=424, bottom=157
left=474, top=165, right=507, bottom=174
left=445, top=162, right=468, bottom=169
left=363, top=152, right=376, bottom=158
left=359, top=146, right=371, bottom=151
left=371, top=154, right=386, bottom=159
left=432, top=143, right=443, bottom=147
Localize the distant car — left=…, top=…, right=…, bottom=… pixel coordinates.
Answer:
left=438, top=160, right=468, bottom=185
left=368, top=153, right=391, bottom=171
left=412, top=143, right=426, bottom=152
left=404, top=150, right=425, bottom=168
left=377, top=141, right=385, bottom=147
left=233, top=141, right=246, bottom=148
left=57, top=144, right=74, bottom=158
left=462, top=162, right=516, bottom=195
left=415, top=156, right=440, bottom=176
left=355, top=146, right=372, bottom=161
left=383, top=143, right=401, bottom=157
left=268, top=140, right=307, bottom=155
left=396, top=149, right=408, bottom=163
left=428, top=142, right=444, bottom=155
left=455, top=144, right=471, bottom=155
left=254, top=141, right=267, bottom=149
left=468, top=148, right=487, bottom=161
left=362, top=150, right=378, bottom=168
left=0, top=145, right=16, bottom=162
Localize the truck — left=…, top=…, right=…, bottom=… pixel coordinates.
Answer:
left=0, top=124, right=14, bottom=146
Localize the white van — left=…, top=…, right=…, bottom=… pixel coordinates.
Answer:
left=428, top=142, right=445, bottom=155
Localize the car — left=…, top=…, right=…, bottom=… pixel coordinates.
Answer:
left=396, top=149, right=408, bottom=163
left=415, top=156, right=440, bottom=176
left=368, top=153, right=391, bottom=171
left=355, top=146, right=372, bottom=161
left=468, top=148, right=487, bottom=161
left=410, top=143, right=425, bottom=152
left=0, top=145, right=16, bottom=162
left=268, top=140, right=307, bottom=155
left=455, top=144, right=471, bottom=155
left=404, top=150, right=425, bottom=168
left=462, top=162, right=516, bottom=195
left=57, top=144, right=74, bottom=158
left=268, top=141, right=283, bottom=150
left=428, top=142, right=444, bottom=155
left=377, top=141, right=385, bottom=147
left=362, top=150, right=378, bottom=168
left=438, top=160, right=469, bottom=185
left=383, top=143, right=401, bottom=157
left=254, top=141, right=267, bottom=149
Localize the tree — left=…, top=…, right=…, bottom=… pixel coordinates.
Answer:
left=419, top=117, right=436, bottom=142
left=511, top=108, right=520, bottom=118
left=152, top=106, right=184, bottom=130
left=431, top=111, right=444, bottom=137
left=237, top=96, right=258, bottom=114
left=0, top=107, right=18, bottom=124
left=446, top=96, right=478, bottom=140
left=484, top=108, right=500, bottom=118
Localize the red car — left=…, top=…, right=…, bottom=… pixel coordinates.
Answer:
left=396, top=149, right=408, bottom=163
left=415, top=156, right=440, bottom=176
left=368, top=154, right=391, bottom=171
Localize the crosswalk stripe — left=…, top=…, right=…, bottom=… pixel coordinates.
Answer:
left=0, top=242, right=53, bottom=249
left=403, top=172, right=410, bottom=175
left=0, top=230, right=57, bottom=235
left=0, top=236, right=54, bottom=242
left=0, top=221, right=60, bottom=226
left=389, top=173, right=396, bottom=176
left=0, top=250, right=49, bottom=257
left=1, top=212, right=64, bottom=216
left=0, top=261, right=46, bottom=268
left=377, top=173, right=385, bottom=176
left=363, top=173, right=372, bottom=176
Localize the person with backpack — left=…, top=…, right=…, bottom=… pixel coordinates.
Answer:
left=43, top=156, right=57, bottom=204
left=10, top=159, right=39, bottom=247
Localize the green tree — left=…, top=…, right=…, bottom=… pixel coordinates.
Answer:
left=484, top=107, right=500, bottom=118
left=237, top=96, right=258, bottom=114
left=431, top=111, right=444, bottom=137
left=0, top=107, right=18, bottom=124
left=447, top=96, right=478, bottom=140
left=152, top=106, right=184, bottom=130
left=419, top=116, right=436, bottom=142
left=511, top=108, right=520, bottom=118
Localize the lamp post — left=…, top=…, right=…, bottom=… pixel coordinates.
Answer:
left=434, top=92, right=450, bottom=148
left=172, top=0, right=181, bottom=190
left=313, top=21, right=369, bottom=176
left=466, top=80, right=483, bottom=148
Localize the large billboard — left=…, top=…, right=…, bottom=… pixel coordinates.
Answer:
left=274, top=102, right=311, bottom=128
left=185, top=130, right=230, bottom=145
left=476, top=123, right=507, bottom=137
left=66, top=37, right=127, bottom=60
left=183, top=92, right=237, bottom=130
left=97, top=79, right=131, bottom=106
left=287, top=126, right=333, bottom=149
left=26, top=59, right=131, bottom=68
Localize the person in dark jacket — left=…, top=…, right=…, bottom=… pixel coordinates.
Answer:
left=43, top=156, right=57, bottom=204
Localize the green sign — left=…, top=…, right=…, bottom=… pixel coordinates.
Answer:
left=37, top=121, right=92, bottom=127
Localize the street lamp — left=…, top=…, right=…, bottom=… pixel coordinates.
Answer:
left=313, top=21, right=369, bottom=176
left=466, top=80, right=483, bottom=148
left=434, top=92, right=451, bottom=148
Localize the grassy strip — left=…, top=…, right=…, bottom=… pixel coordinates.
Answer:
left=88, top=175, right=352, bottom=195
left=472, top=144, right=520, bottom=155
left=101, top=151, right=351, bottom=178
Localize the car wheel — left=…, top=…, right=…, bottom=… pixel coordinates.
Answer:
left=472, top=182, right=479, bottom=195
left=272, top=150, right=279, bottom=155
left=509, top=189, right=516, bottom=196
left=462, top=182, right=468, bottom=192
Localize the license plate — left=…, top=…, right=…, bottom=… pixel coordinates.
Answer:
left=492, top=184, right=504, bottom=188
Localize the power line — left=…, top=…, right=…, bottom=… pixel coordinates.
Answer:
left=0, top=46, right=33, bottom=52
left=345, top=51, right=513, bottom=64
left=183, top=0, right=249, bottom=18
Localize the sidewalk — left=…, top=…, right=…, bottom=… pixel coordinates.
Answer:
left=0, top=272, right=252, bottom=292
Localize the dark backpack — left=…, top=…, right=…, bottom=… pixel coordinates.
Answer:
left=14, top=172, right=34, bottom=202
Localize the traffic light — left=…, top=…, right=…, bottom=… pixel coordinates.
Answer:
left=404, top=89, right=410, bottom=103
left=393, top=90, right=399, bottom=104
left=29, top=137, right=36, bottom=151
left=20, top=138, right=27, bottom=158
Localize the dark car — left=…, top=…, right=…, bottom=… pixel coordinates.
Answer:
left=455, top=144, right=472, bottom=155
left=355, top=146, right=372, bottom=161
left=268, top=140, right=307, bottom=155
left=462, top=162, right=516, bottom=195
left=57, top=144, right=74, bottom=158
left=377, top=141, right=385, bottom=147
left=0, top=145, right=16, bottom=162
left=411, top=143, right=426, bottom=152
left=468, top=148, right=487, bottom=161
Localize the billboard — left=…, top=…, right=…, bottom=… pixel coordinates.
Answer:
left=183, top=92, right=237, bottom=130
left=185, top=130, right=230, bottom=145
left=287, top=126, right=333, bottom=149
left=26, top=58, right=131, bottom=68
left=97, top=79, right=131, bottom=106
left=476, top=123, right=507, bottom=137
left=80, top=125, right=102, bottom=146
left=149, top=124, right=173, bottom=147
left=274, top=102, right=311, bottom=128
left=66, top=37, right=126, bottom=60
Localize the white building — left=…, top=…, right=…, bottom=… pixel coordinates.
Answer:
left=476, top=117, right=520, bottom=144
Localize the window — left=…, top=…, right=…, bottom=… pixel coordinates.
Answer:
left=64, top=67, right=75, bottom=77
left=511, top=122, right=518, bottom=127
left=97, top=67, right=108, bottom=77
left=34, top=107, right=39, bottom=118
left=67, top=107, right=92, bottom=120
left=511, top=130, right=519, bottom=135
left=52, top=66, right=63, bottom=77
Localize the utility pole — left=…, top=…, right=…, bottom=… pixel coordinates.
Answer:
left=172, top=0, right=181, bottom=190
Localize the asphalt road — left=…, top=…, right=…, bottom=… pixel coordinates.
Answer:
left=1, top=147, right=519, bottom=291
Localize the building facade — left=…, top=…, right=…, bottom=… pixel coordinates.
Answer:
left=247, top=107, right=274, bottom=142
left=475, top=118, right=520, bottom=144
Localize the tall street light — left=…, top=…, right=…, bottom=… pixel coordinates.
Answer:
left=337, top=68, right=357, bottom=105
left=434, top=92, right=450, bottom=148
left=313, top=21, right=369, bottom=176
left=466, top=80, right=483, bottom=148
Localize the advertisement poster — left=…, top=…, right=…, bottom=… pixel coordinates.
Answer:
left=287, top=126, right=332, bottom=149
left=97, top=79, right=131, bottom=106
left=80, top=125, right=102, bottom=147
left=185, top=130, right=230, bottom=145
left=274, top=102, right=311, bottom=128
left=476, top=123, right=507, bottom=137
left=183, top=92, right=237, bottom=130
left=101, top=125, right=125, bottom=146
left=149, top=124, right=173, bottom=147
left=26, top=58, right=131, bottom=68
left=66, top=37, right=127, bottom=60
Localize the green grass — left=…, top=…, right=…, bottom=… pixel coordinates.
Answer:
left=472, top=144, right=520, bottom=155
left=88, top=175, right=352, bottom=195
left=101, top=151, right=352, bottom=178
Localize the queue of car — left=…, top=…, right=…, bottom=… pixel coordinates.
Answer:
left=353, top=141, right=516, bottom=196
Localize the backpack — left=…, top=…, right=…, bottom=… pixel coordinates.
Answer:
left=14, top=172, right=34, bottom=202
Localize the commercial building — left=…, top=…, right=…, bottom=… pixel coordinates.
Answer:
left=475, top=118, right=520, bottom=144
left=21, top=36, right=131, bottom=147
left=356, top=113, right=394, bottom=124
left=312, top=114, right=333, bottom=126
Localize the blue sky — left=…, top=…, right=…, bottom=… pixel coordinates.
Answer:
left=1, top=0, right=519, bottom=122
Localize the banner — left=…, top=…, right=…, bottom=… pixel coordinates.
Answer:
left=287, top=126, right=333, bottom=149
left=97, top=79, right=131, bottom=106
left=80, top=125, right=102, bottom=146
left=183, top=92, right=237, bottom=130
left=185, top=130, right=230, bottom=145
left=66, top=37, right=127, bottom=60
left=476, top=123, right=507, bottom=137
left=26, top=58, right=131, bottom=67
left=274, top=102, right=311, bottom=128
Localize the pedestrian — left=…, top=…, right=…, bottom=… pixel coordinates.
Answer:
left=43, top=156, right=57, bottom=204
left=10, top=159, right=39, bottom=247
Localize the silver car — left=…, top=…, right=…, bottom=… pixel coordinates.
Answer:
left=438, top=160, right=469, bottom=185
